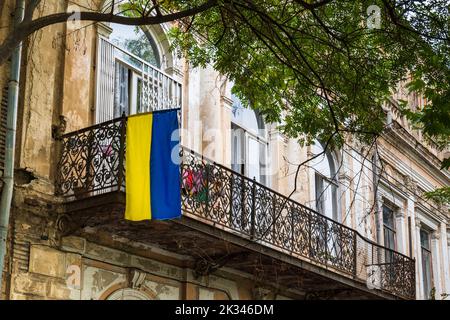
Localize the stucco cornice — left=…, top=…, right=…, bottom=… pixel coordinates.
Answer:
left=381, top=126, right=450, bottom=187
left=387, top=122, right=445, bottom=172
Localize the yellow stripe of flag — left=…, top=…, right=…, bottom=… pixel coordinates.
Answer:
left=125, top=113, right=153, bottom=221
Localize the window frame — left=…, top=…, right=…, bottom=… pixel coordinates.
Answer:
left=311, top=142, right=339, bottom=220
left=420, top=228, right=433, bottom=299
left=314, top=170, right=338, bottom=219
left=230, top=104, right=269, bottom=185
left=382, top=204, right=397, bottom=251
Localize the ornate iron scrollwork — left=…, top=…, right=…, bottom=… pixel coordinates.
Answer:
left=56, top=117, right=416, bottom=299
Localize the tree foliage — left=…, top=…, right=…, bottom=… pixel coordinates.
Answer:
left=169, top=1, right=449, bottom=147
left=1, top=0, right=449, bottom=201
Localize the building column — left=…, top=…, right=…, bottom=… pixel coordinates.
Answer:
left=448, top=234, right=450, bottom=299
left=286, top=139, right=305, bottom=204
left=199, top=66, right=220, bottom=161
left=374, top=194, right=384, bottom=245
left=415, top=218, right=424, bottom=299
left=431, top=231, right=442, bottom=299
left=395, top=210, right=407, bottom=255
left=406, top=196, right=416, bottom=257
left=267, top=127, right=285, bottom=193
left=339, top=172, right=353, bottom=228
left=440, top=223, right=450, bottom=300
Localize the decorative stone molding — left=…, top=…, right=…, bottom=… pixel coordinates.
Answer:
left=193, top=259, right=215, bottom=279
left=385, top=119, right=447, bottom=173
left=165, top=65, right=184, bottom=79
left=268, top=128, right=281, bottom=137
left=403, top=175, right=418, bottom=195
left=168, top=47, right=184, bottom=77
left=394, top=209, right=405, bottom=219
left=128, top=268, right=147, bottom=289
left=338, top=172, right=352, bottom=183
left=431, top=231, right=441, bottom=241
left=415, top=218, right=422, bottom=228
left=97, top=22, right=113, bottom=37
left=252, top=286, right=273, bottom=300
left=55, top=213, right=78, bottom=238
left=106, top=288, right=152, bottom=300
left=221, top=95, right=233, bottom=110
left=52, top=115, right=67, bottom=140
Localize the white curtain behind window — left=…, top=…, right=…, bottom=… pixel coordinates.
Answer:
left=310, top=141, right=338, bottom=219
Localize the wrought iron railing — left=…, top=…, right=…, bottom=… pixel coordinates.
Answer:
left=56, top=116, right=416, bottom=299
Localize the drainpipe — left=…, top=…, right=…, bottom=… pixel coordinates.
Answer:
left=0, top=0, right=25, bottom=294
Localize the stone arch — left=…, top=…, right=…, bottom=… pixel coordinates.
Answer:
left=106, top=288, right=154, bottom=300
left=98, top=280, right=159, bottom=300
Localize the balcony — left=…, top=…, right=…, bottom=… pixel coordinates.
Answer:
left=56, top=116, right=416, bottom=300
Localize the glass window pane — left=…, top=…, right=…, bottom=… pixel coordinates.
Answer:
left=422, top=249, right=432, bottom=298
left=315, top=174, right=336, bottom=219
left=383, top=228, right=395, bottom=251
left=420, top=229, right=430, bottom=249
left=114, top=63, right=129, bottom=117
left=258, top=140, right=267, bottom=185
left=248, top=136, right=260, bottom=182
left=420, top=228, right=433, bottom=299
left=110, top=24, right=160, bottom=67
left=382, top=206, right=395, bottom=229
left=231, top=125, right=244, bottom=174
left=315, top=174, right=324, bottom=214
left=136, top=79, right=142, bottom=113
left=311, top=143, right=331, bottom=178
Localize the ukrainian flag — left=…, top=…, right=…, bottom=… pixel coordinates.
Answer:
left=125, top=109, right=181, bottom=221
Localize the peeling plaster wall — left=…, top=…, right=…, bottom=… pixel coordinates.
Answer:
left=14, top=0, right=68, bottom=180
left=0, top=0, right=448, bottom=301
left=61, top=22, right=97, bottom=133
left=0, top=0, right=14, bottom=91
left=6, top=236, right=296, bottom=300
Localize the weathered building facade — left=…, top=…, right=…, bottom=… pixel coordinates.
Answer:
left=0, top=0, right=449, bottom=300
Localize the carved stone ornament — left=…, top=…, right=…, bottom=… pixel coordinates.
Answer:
left=252, top=286, right=272, bottom=300
left=128, top=268, right=147, bottom=289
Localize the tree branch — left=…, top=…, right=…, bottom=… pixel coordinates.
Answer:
left=23, top=0, right=41, bottom=22
left=0, top=0, right=218, bottom=65
left=292, top=0, right=333, bottom=10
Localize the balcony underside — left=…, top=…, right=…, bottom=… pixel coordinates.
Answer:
left=59, top=191, right=401, bottom=300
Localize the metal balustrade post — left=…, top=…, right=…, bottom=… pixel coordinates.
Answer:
left=353, top=232, right=357, bottom=277
left=291, top=207, right=295, bottom=253
left=272, top=196, right=276, bottom=242
left=117, top=114, right=126, bottom=192
left=240, top=176, right=246, bottom=231
left=250, top=178, right=256, bottom=239
left=205, top=161, right=210, bottom=218
left=324, top=219, right=328, bottom=262
left=85, top=131, right=95, bottom=194
left=55, top=138, right=64, bottom=196
left=229, top=173, right=234, bottom=227
left=308, top=212, right=312, bottom=258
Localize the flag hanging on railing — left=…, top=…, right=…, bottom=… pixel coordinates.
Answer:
left=125, top=109, right=181, bottom=221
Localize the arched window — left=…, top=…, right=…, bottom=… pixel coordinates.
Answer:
left=310, top=141, right=338, bottom=219
left=110, top=24, right=161, bottom=68
left=230, top=94, right=268, bottom=185
left=95, top=1, right=182, bottom=123
left=107, top=23, right=162, bottom=118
